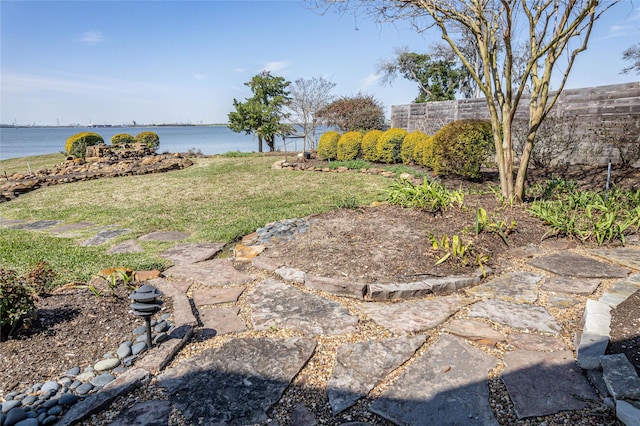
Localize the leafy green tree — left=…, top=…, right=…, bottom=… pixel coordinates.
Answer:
left=228, top=71, right=291, bottom=152
left=316, top=94, right=386, bottom=132
left=378, top=48, right=465, bottom=102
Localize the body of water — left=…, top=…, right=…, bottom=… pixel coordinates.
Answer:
left=0, top=125, right=308, bottom=160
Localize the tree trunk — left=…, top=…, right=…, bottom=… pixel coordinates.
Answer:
left=258, top=135, right=263, bottom=153
left=266, top=136, right=275, bottom=152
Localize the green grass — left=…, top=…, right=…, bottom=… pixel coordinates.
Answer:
left=0, top=155, right=388, bottom=286
left=1, top=153, right=66, bottom=176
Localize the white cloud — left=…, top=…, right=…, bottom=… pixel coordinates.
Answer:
left=78, top=31, right=105, bottom=45
left=262, top=61, right=290, bottom=74
left=359, top=73, right=382, bottom=90
left=192, top=73, right=206, bottom=80
left=234, top=67, right=246, bottom=73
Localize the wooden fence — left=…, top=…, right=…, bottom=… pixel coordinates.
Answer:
left=390, top=82, right=640, bottom=166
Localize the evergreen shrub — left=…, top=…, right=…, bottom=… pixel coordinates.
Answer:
left=135, top=131, right=160, bottom=150
left=337, top=131, right=363, bottom=161
left=431, top=119, right=492, bottom=179
left=65, top=132, right=104, bottom=159
left=111, top=133, right=135, bottom=146
left=402, top=130, right=429, bottom=164
left=414, top=135, right=435, bottom=168
left=317, top=131, right=340, bottom=160
left=362, top=130, right=383, bottom=162
left=376, top=128, right=407, bottom=164
left=0, top=269, right=35, bottom=339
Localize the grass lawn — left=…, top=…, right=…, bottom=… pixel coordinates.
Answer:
left=0, top=155, right=389, bottom=286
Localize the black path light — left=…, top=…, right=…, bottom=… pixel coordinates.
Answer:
left=129, top=284, right=163, bottom=349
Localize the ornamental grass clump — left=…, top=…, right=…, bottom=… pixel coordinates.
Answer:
left=362, top=130, right=383, bottom=162
left=317, top=131, right=340, bottom=160
left=431, top=119, right=492, bottom=179
left=401, top=130, right=429, bottom=164
left=376, top=128, right=407, bottom=164
left=337, top=131, right=363, bottom=161
left=65, top=132, right=104, bottom=159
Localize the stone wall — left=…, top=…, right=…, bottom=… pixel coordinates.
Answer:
left=391, top=82, right=640, bottom=166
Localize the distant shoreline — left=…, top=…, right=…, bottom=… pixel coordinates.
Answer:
left=0, top=124, right=228, bottom=129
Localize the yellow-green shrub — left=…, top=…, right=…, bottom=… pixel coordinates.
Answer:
left=317, top=131, right=340, bottom=160
left=376, top=128, right=407, bottom=164
left=431, top=119, right=493, bottom=179
left=337, top=131, right=363, bottom=161
left=401, top=130, right=429, bottom=164
left=415, top=135, right=435, bottom=168
left=65, top=132, right=104, bottom=159
left=135, top=131, right=160, bottom=150
left=111, top=133, right=135, bottom=146
left=362, top=130, right=383, bottom=162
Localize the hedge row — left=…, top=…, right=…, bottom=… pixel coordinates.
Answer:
left=65, top=131, right=160, bottom=159
left=316, top=119, right=494, bottom=179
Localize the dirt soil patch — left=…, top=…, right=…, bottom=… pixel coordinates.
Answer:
left=265, top=195, right=548, bottom=283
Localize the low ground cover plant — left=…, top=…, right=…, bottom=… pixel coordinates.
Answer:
left=528, top=181, right=640, bottom=245
left=386, top=177, right=464, bottom=213
left=0, top=261, right=56, bottom=339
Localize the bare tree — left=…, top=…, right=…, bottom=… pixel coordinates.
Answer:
left=287, top=77, right=336, bottom=151
left=312, top=0, right=618, bottom=201
left=622, top=43, right=640, bottom=74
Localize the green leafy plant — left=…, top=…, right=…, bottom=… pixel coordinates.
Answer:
left=135, top=131, right=160, bottom=150
left=65, top=132, right=104, bottom=159
left=475, top=208, right=517, bottom=245
left=86, top=268, right=135, bottom=298
left=337, top=131, right=363, bottom=161
left=0, top=268, right=36, bottom=339
left=429, top=234, right=489, bottom=270
left=376, top=128, right=408, bottom=164
left=386, top=177, right=464, bottom=213
left=317, top=131, right=340, bottom=160
left=528, top=187, right=640, bottom=245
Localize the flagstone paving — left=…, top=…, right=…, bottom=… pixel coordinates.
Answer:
left=6, top=217, right=640, bottom=424
left=529, top=252, right=630, bottom=278
left=370, top=335, right=499, bottom=425
left=327, top=336, right=426, bottom=414
left=468, top=299, right=561, bottom=334
left=502, top=350, right=598, bottom=418
left=246, top=279, right=359, bottom=336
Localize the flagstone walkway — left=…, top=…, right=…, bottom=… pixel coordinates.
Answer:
left=2, top=218, right=640, bottom=425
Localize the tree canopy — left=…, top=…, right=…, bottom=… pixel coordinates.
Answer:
left=377, top=47, right=465, bottom=102
left=314, top=0, right=617, bottom=201
left=316, top=94, right=386, bottom=132
left=228, top=71, right=291, bottom=152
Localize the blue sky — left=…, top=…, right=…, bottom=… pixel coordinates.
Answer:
left=1, top=0, right=639, bottom=126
